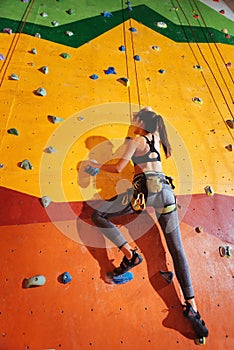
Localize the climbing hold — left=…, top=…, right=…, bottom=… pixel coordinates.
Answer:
left=118, top=77, right=130, bottom=87
left=3, top=28, right=12, bottom=34
left=22, top=0, right=29, bottom=2
left=23, top=275, right=46, bottom=288
left=160, top=270, right=174, bottom=284
left=45, top=146, right=56, bottom=153
left=85, top=165, right=99, bottom=176
left=158, top=69, right=165, bottom=74
left=10, top=73, right=19, bottom=80
left=0, top=163, right=4, bottom=168
left=60, top=53, right=70, bottom=59
left=129, top=27, right=137, bottom=32
left=219, top=10, right=225, bottom=15
left=226, top=119, right=234, bottom=129
left=204, top=185, right=214, bottom=196
left=40, top=196, right=51, bottom=208
left=225, top=144, right=233, bottom=152
left=152, top=45, right=160, bottom=51
left=156, top=22, right=167, bottom=28
left=219, top=245, right=232, bottom=258
left=66, top=9, right=75, bottom=15
left=119, top=45, right=126, bottom=51
left=39, top=66, right=49, bottom=74
left=195, top=226, right=203, bottom=233
left=51, top=21, right=59, bottom=27
left=34, top=33, right=41, bottom=38
left=0, top=54, right=5, bottom=60
left=222, top=28, right=228, bottom=34
left=105, top=67, right=116, bottom=75
left=90, top=74, right=99, bottom=80
left=134, top=55, right=141, bottom=61
left=36, top=87, right=47, bottom=96
left=102, top=11, right=113, bottom=18
left=7, top=128, right=19, bottom=135
left=193, top=65, right=202, bottom=70
left=225, top=34, right=231, bottom=39
left=225, top=62, right=232, bottom=67
left=65, top=31, right=74, bottom=36
left=20, top=159, right=33, bottom=170
left=48, top=115, right=63, bottom=124
left=31, top=48, right=37, bottom=54
left=192, top=97, right=203, bottom=104
left=61, top=272, right=72, bottom=284
left=40, top=12, right=48, bottom=17
left=78, top=116, right=84, bottom=121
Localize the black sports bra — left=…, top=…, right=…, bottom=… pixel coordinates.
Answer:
left=131, top=135, right=161, bottom=166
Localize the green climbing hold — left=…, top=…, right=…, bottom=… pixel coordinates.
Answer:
left=60, top=53, right=70, bottom=59
left=8, top=128, right=19, bottom=135
left=20, top=159, right=33, bottom=170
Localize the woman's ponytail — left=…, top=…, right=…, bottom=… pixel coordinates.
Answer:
left=156, top=115, right=172, bottom=158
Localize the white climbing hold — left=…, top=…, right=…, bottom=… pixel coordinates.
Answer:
left=65, top=31, right=74, bottom=36
left=156, top=22, right=167, bottom=28
left=40, top=196, right=51, bottom=208
left=36, top=87, right=47, bottom=96
left=52, top=21, right=59, bottom=27
left=48, top=115, right=63, bottom=124
left=10, top=73, right=19, bottom=80
left=34, top=33, right=41, bottom=38
left=40, top=66, right=49, bottom=74
left=40, top=12, right=48, bottom=17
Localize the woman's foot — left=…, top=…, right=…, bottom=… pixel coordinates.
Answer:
left=113, top=248, right=143, bottom=275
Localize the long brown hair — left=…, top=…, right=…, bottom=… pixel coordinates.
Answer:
left=135, top=110, right=172, bottom=158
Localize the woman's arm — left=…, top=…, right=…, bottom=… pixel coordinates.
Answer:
left=88, top=139, right=138, bottom=174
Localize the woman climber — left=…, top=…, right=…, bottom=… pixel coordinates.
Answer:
left=87, top=108, right=208, bottom=343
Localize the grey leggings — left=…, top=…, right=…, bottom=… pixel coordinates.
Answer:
left=91, top=183, right=194, bottom=300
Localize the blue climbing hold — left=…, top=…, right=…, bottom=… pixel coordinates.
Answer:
left=129, top=27, right=137, bottom=32
left=158, top=69, right=165, bottom=74
left=119, top=45, right=126, bottom=52
left=90, top=74, right=99, bottom=80
left=134, top=55, right=140, bottom=61
left=105, top=66, right=116, bottom=75
left=103, top=11, right=113, bottom=18
left=62, top=272, right=72, bottom=284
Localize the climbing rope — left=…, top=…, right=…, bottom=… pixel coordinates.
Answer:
left=121, top=0, right=142, bottom=120
left=0, top=0, right=36, bottom=87
left=190, top=0, right=234, bottom=84
left=172, top=0, right=234, bottom=141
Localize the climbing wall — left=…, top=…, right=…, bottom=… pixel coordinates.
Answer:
left=0, top=1, right=233, bottom=349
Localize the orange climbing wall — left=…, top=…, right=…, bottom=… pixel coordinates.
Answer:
left=0, top=1, right=234, bottom=350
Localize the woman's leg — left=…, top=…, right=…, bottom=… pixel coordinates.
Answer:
left=151, top=185, right=196, bottom=306
left=91, top=191, right=142, bottom=265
